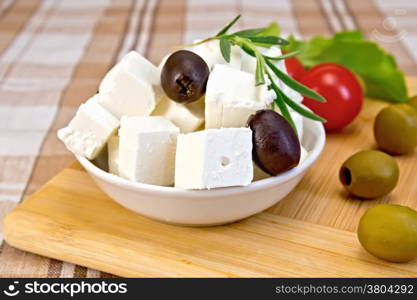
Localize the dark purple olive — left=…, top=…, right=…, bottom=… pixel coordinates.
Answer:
left=161, top=50, right=209, bottom=104
left=248, top=109, right=301, bottom=175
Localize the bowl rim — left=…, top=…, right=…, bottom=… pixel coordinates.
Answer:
left=76, top=120, right=325, bottom=196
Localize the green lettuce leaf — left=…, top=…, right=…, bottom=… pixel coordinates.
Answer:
left=283, top=30, right=408, bottom=103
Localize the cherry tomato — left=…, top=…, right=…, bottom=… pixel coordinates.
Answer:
left=299, top=63, right=363, bottom=131
left=284, top=56, right=306, bottom=81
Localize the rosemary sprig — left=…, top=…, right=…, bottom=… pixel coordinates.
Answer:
left=180, top=14, right=327, bottom=127
left=247, top=36, right=289, bottom=46
left=264, top=59, right=325, bottom=102
left=233, top=28, right=265, bottom=37
left=216, top=15, right=241, bottom=36
left=267, top=70, right=297, bottom=132
left=219, top=37, right=231, bottom=63
left=263, top=50, right=301, bottom=60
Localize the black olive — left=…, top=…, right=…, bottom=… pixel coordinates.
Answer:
left=161, top=50, right=209, bottom=104
left=248, top=109, right=301, bottom=175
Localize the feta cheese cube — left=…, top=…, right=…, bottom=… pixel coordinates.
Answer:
left=108, top=135, right=120, bottom=175
left=118, top=116, right=179, bottom=185
left=205, top=64, right=270, bottom=129
left=98, top=51, right=160, bottom=118
left=192, top=40, right=242, bottom=70
left=152, top=95, right=204, bottom=133
left=57, top=95, right=119, bottom=160
left=175, top=128, right=253, bottom=189
left=241, top=46, right=303, bottom=103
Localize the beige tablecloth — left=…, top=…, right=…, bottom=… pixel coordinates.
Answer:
left=0, top=0, right=416, bottom=277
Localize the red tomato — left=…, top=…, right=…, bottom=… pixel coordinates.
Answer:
left=299, top=63, right=363, bottom=131
left=285, top=56, right=306, bottom=80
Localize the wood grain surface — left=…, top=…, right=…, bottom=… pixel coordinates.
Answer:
left=3, top=78, right=417, bottom=277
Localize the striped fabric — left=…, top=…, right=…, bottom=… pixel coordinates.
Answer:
left=0, top=0, right=416, bottom=278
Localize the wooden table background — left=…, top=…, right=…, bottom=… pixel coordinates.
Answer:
left=1, top=0, right=417, bottom=278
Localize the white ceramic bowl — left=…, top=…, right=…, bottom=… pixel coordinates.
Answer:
left=76, top=117, right=325, bottom=226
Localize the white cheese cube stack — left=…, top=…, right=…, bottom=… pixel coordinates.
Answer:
left=57, top=95, right=119, bottom=160
left=175, top=128, right=253, bottom=189
left=98, top=51, right=160, bottom=118
left=152, top=93, right=205, bottom=133
left=118, top=116, right=179, bottom=186
left=205, top=64, right=274, bottom=129
left=108, top=136, right=120, bottom=175
left=192, top=40, right=242, bottom=70
left=58, top=39, right=311, bottom=189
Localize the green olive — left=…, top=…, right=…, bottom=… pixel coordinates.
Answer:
left=374, top=104, right=417, bottom=155
left=339, top=150, right=399, bottom=199
left=358, top=204, right=417, bottom=262
left=408, top=95, right=417, bottom=111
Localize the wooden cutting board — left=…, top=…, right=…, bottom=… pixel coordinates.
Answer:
left=3, top=78, right=417, bottom=277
